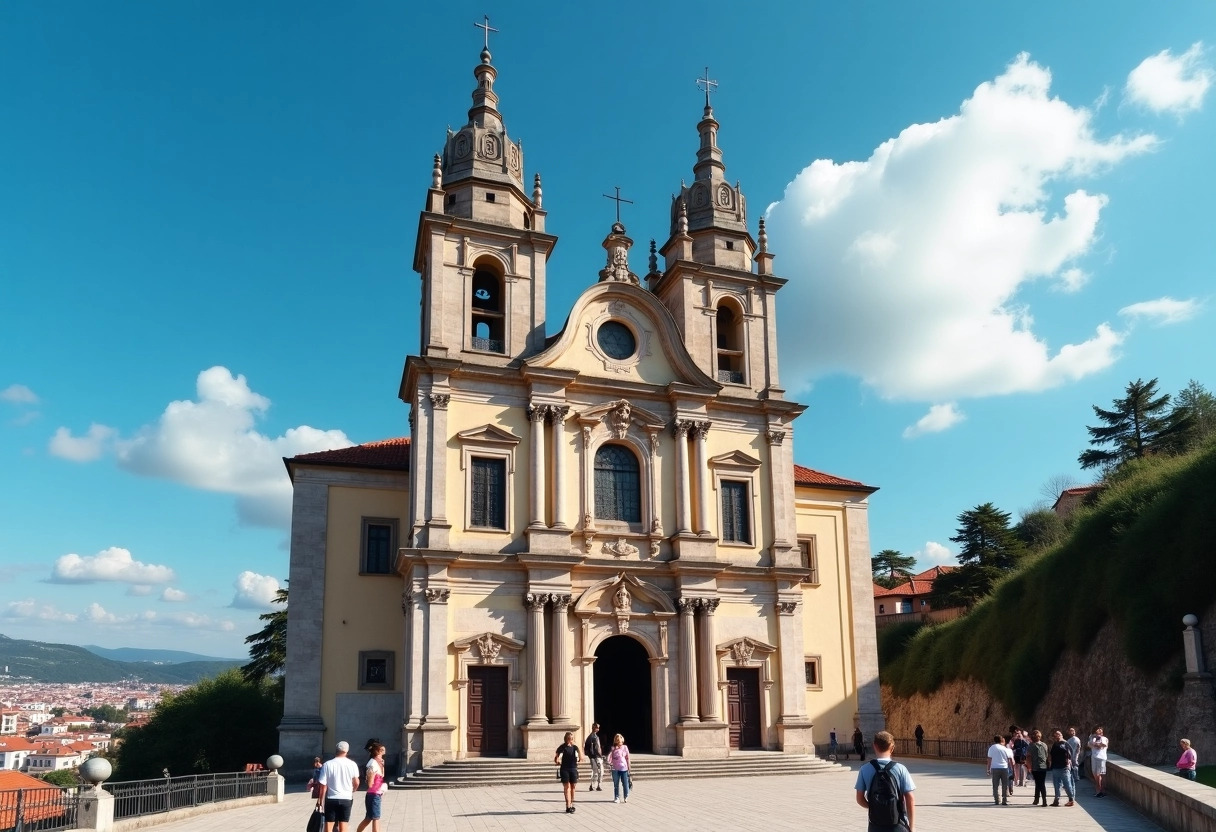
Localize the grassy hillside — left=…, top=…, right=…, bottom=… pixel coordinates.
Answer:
left=83, top=645, right=239, bottom=664
left=881, top=442, right=1216, bottom=720
left=0, top=635, right=242, bottom=683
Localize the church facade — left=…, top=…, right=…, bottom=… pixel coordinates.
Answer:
left=279, top=41, right=883, bottom=774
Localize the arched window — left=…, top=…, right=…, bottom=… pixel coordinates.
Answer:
left=715, top=303, right=744, bottom=384
left=593, top=444, right=641, bottom=523
left=470, top=265, right=504, bottom=353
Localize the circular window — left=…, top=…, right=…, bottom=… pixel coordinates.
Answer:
left=597, top=321, right=637, bottom=360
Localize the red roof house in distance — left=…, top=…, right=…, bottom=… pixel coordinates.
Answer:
left=1051, top=485, right=1102, bottom=517
left=873, top=565, right=962, bottom=628
left=0, top=770, right=67, bottom=829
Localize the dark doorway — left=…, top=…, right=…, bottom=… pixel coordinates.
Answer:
left=593, top=636, right=653, bottom=753
left=467, top=666, right=509, bottom=756
left=726, top=667, right=762, bottom=749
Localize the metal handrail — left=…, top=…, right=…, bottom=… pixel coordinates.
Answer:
left=104, top=771, right=271, bottom=820
left=0, top=785, right=80, bottom=831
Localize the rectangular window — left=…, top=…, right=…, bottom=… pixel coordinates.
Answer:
left=799, top=537, right=819, bottom=584
left=361, top=519, right=396, bottom=575
left=720, top=480, right=750, bottom=543
left=358, top=651, right=395, bottom=691
left=470, top=457, right=507, bottom=529
left=804, top=657, right=822, bottom=689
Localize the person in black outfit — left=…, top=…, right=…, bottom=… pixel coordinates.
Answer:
left=914, top=724, right=924, bottom=754
left=554, top=731, right=581, bottom=813
left=852, top=727, right=865, bottom=760
left=584, top=723, right=604, bottom=792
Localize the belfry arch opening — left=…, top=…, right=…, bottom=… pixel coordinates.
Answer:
left=593, top=635, right=653, bottom=753
left=715, top=302, right=744, bottom=384
left=470, top=261, right=504, bottom=353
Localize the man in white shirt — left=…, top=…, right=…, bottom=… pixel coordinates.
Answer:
left=985, top=734, right=1014, bottom=805
left=1088, top=726, right=1109, bottom=797
left=316, top=741, right=362, bottom=832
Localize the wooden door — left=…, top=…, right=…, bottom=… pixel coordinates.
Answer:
left=467, top=666, right=509, bottom=756
left=726, top=668, right=762, bottom=749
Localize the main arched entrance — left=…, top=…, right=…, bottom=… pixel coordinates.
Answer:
left=593, top=635, right=653, bottom=753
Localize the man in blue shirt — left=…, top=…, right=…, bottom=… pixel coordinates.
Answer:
left=855, top=731, right=916, bottom=832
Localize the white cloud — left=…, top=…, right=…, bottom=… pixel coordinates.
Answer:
left=1118, top=296, right=1201, bottom=326
left=160, top=587, right=188, bottom=602
left=230, top=571, right=281, bottom=610
left=48, top=424, right=117, bottom=462
left=1125, top=43, right=1213, bottom=116
left=127, top=585, right=153, bottom=597
left=915, top=541, right=956, bottom=568
left=902, top=403, right=966, bottom=438
left=50, top=546, right=176, bottom=585
left=1, top=599, right=78, bottom=623
left=85, top=603, right=122, bottom=624
left=1054, top=267, right=1090, bottom=293
left=1, top=384, right=39, bottom=404
left=114, top=367, right=353, bottom=527
left=766, top=53, right=1157, bottom=401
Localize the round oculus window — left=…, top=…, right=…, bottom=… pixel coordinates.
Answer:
left=596, top=321, right=636, bottom=360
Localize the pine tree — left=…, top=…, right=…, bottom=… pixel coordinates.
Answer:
left=241, top=585, right=287, bottom=684
left=872, top=549, right=917, bottom=588
left=949, top=503, right=1025, bottom=570
left=1079, top=378, right=1194, bottom=469
left=1172, top=379, right=1216, bottom=452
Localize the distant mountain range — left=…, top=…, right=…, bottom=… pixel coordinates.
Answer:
left=82, top=645, right=240, bottom=665
left=0, top=634, right=244, bottom=684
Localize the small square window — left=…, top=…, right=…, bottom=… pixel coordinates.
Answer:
left=725, top=240, right=734, bottom=250
left=485, top=192, right=496, bottom=202
left=358, top=651, right=395, bottom=691
left=361, top=519, right=397, bottom=575
left=805, top=657, right=822, bottom=689
left=799, top=537, right=819, bottom=584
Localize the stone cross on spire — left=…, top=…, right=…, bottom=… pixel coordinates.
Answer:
left=696, top=67, right=718, bottom=108
left=474, top=15, right=498, bottom=51
left=602, top=186, right=634, bottom=227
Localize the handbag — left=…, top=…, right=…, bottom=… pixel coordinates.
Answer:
left=306, top=807, right=324, bottom=832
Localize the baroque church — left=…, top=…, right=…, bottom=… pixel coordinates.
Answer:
left=279, top=36, right=883, bottom=774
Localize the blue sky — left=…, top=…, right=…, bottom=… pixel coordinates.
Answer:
left=2, top=1, right=1213, bottom=657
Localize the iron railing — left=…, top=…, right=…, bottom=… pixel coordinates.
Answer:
left=0, top=785, right=80, bottom=832
left=472, top=337, right=503, bottom=353
left=815, top=737, right=989, bottom=761
left=717, top=370, right=744, bottom=384
left=105, top=771, right=271, bottom=821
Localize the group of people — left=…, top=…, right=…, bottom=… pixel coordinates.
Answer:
left=985, top=725, right=1097, bottom=807
left=555, top=724, right=633, bottom=813
left=309, top=738, right=388, bottom=832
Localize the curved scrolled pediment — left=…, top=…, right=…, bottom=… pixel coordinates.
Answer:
left=573, top=572, right=676, bottom=617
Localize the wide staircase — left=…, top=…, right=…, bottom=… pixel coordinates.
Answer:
left=391, top=752, right=841, bottom=789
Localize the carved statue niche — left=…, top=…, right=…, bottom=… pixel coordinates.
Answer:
left=613, top=584, right=632, bottom=613
left=608, top=400, right=632, bottom=439
left=474, top=633, right=502, bottom=662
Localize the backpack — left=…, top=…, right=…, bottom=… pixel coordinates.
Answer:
left=584, top=733, right=599, bottom=757
left=866, top=760, right=903, bottom=827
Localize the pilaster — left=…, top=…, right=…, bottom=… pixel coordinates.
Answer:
left=550, top=594, right=573, bottom=723
left=677, top=597, right=700, bottom=723
left=844, top=503, right=884, bottom=737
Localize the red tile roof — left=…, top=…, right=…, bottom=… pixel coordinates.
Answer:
left=287, top=439, right=876, bottom=491
left=873, top=565, right=955, bottom=598
left=0, top=770, right=64, bottom=827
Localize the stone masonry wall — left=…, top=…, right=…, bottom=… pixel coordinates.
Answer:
left=882, top=602, right=1216, bottom=765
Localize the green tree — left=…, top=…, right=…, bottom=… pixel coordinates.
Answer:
left=1079, top=378, right=1194, bottom=470
left=928, top=563, right=1001, bottom=610
left=930, top=503, right=1025, bottom=608
left=242, top=585, right=288, bottom=684
left=114, top=669, right=282, bottom=780
left=41, top=769, right=80, bottom=787
left=50, top=707, right=66, bottom=717
left=85, top=704, right=128, bottom=724
left=872, top=549, right=917, bottom=589
left=1015, top=507, right=1067, bottom=553
left=1172, top=379, right=1216, bottom=451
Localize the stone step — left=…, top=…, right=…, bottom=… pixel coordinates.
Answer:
left=391, top=754, right=843, bottom=789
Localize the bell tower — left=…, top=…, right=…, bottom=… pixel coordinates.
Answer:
left=650, top=70, right=786, bottom=399
left=412, top=25, right=555, bottom=363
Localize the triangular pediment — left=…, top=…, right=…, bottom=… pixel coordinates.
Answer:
left=455, top=424, right=521, bottom=446
left=578, top=399, right=666, bottom=431
left=451, top=631, right=525, bottom=656
left=708, top=450, right=762, bottom=470
left=716, top=636, right=777, bottom=660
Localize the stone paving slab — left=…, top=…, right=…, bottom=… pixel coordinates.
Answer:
left=149, top=759, right=1163, bottom=831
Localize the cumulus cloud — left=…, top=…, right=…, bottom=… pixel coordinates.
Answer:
left=1125, top=43, right=1213, bottom=116
left=766, top=53, right=1158, bottom=402
left=1118, top=296, right=1201, bottom=326
left=915, top=541, right=956, bottom=568
left=50, top=547, right=176, bottom=585
left=2, top=599, right=78, bottom=623
left=160, top=587, right=189, bottom=602
left=903, top=403, right=966, bottom=438
left=112, top=367, right=353, bottom=527
left=48, top=424, right=117, bottom=462
left=230, top=571, right=281, bottom=610
left=1, top=384, right=39, bottom=404
left=2, top=598, right=234, bottom=632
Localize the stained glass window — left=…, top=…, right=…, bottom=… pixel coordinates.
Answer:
left=471, top=457, right=506, bottom=528
left=594, top=444, right=641, bottom=522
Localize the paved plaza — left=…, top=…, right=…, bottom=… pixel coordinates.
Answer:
left=160, top=759, right=1161, bottom=831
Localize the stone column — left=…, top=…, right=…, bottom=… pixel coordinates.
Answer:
left=428, top=394, right=450, bottom=524
left=692, top=421, right=713, bottom=535
left=525, top=593, right=549, bottom=724
left=673, top=421, right=692, bottom=534
left=528, top=404, right=547, bottom=528
left=678, top=597, right=700, bottom=722
left=775, top=600, right=806, bottom=721
left=404, top=585, right=425, bottom=727
left=550, top=594, right=573, bottom=723
left=697, top=598, right=720, bottom=721
left=550, top=408, right=569, bottom=528
left=422, top=588, right=451, bottom=723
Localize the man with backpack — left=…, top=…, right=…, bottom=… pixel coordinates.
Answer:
left=583, top=723, right=604, bottom=792
left=855, top=731, right=916, bottom=832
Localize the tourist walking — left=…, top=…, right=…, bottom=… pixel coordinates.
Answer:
left=315, top=741, right=361, bottom=832
left=608, top=733, right=632, bottom=804
left=1028, top=729, right=1049, bottom=806
left=1088, top=726, right=1109, bottom=797
left=1048, top=730, right=1076, bottom=806
left=1176, top=738, right=1198, bottom=780
left=308, top=756, right=323, bottom=799
left=855, top=730, right=916, bottom=831
left=914, top=724, right=924, bottom=755
left=985, top=734, right=1013, bottom=805
left=1010, top=727, right=1029, bottom=787
left=1066, top=727, right=1082, bottom=792
left=554, top=731, right=581, bottom=813
left=830, top=727, right=839, bottom=757
left=356, top=742, right=387, bottom=832
left=584, top=723, right=604, bottom=792
left=853, top=726, right=866, bottom=761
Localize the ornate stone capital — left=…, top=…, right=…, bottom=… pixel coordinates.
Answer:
left=700, top=597, right=720, bottom=614
left=550, top=594, right=572, bottom=613
left=676, top=597, right=697, bottom=614
left=524, top=592, right=549, bottom=612
left=400, top=590, right=415, bottom=616
left=429, top=393, right=450, bottom=410
left=424, top=588, right=450, bottom=604
left=775, top=600, right=798, bottom=616
left=527, top=403, right=549, bottom=422
left=672, top=419, right=694, bottom=439
left=547, top=405, right=569, bottom=425
left=766, top=429, right=786, bottom=446
left=690, top=420, right=712, bottom=440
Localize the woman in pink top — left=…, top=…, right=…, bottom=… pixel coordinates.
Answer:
left=356, top=742, right=387, bottom=832
left=1176, top=738, right=1198, bottom=781
left=608, top=733, right=631, bottom=803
